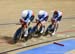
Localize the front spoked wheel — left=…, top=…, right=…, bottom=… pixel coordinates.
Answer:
left=13, top=27, right=23, bottom=43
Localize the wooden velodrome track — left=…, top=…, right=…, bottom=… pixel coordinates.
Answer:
left=0, top=0, right=75, bottom=54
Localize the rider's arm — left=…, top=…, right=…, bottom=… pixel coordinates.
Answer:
left=20, top=18, right=25, bottom=25
left=44, top=16, right=49, bottom=21
left=30, top=15, right=35, bottom=22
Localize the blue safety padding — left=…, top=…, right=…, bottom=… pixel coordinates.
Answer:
left=17, top=39, right=75, bottom=54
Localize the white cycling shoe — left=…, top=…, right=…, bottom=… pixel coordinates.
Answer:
left=24, top=34, right=28, bottom=37
left=51, top=31, right=56, bottom=36
left=24, top=31, right=28, bottom=37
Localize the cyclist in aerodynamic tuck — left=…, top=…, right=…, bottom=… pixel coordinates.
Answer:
left=20, top=9, right=34, bottom=40
left=31, top=10, right=49, bottom=36
left=47, top=10, right=63, bottom=36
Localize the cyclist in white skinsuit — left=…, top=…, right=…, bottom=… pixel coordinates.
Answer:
left=51, top=10, right=62, bottom=36
left=36, top=10, right=49, bottom=34
left=20, top=10, right=34, bottom=37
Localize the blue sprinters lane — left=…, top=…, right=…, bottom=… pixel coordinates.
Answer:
left=17, top=39, right=75, bottom=54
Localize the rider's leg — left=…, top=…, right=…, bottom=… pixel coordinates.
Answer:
left=40, top=25, right=45, bottom=34
left=52, top=21, right=60, bottom=36
left=24, top=23, right=30, bottom=37
left=39, top=21, right=46, bottom=34
left=24, top=28, right=28, bottom=37
left=51, top=21, right=59, bottom=36
left=52, top=16, right=62, bottom=36
left=50, top=19, right=56, bottom=36
left=51, top=25, right=56, bottom=36
left=55, top=21, right=59, bottom=31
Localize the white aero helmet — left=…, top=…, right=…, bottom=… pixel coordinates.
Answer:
left=21, top=10, right=29, bottom=18
left=38, top=10, right=45, bottom=18
left=38, top=10, right=45, bottom=15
